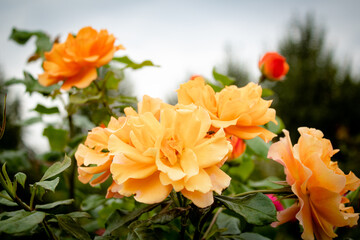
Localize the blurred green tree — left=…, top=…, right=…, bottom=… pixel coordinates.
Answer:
left=273, top=14, right=360, bottom=175
left=223, top=45, right=250, bottom=87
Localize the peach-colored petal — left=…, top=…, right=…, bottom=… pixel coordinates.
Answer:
left=226, top=125, right=276, bottom=143
left=120, top=172, right=172, bottom=204
left=106, top=181, right=123, bottom=199
left=61, top=67, right=97, bottom=90
left=193, top=129, right=231, bottom=168
left=108, top=134, right=154, bottom=164
left=269, top=128, right=360, bottom=239
left=110, top=154, right=157, bottom=184
left=39, top=26, right=123, bottom=90
left=205, top=166, right=231, bottom=194
left=271, top=203, right=299, bottom=227
left=181, top=189, right=214, bottom=208
left=180, top=148, right=199, bottom=179
left=184, top=168, right=212, bottom=193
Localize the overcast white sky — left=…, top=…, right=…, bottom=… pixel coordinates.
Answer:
left=1, top=0, right=360, bottom=152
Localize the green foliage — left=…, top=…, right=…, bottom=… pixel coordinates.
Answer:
left=213, top=67, right=235, bottom=86
left=3, top=23, right=359, bottom=240
left=103, top=203, right=161, bottom=235
left=56, top=215, right=92, bottom=240
left=245, top=137, right=271, bottom=159
left=35, top=177, right=60, bottom=192
left=33, top=104, right=60, bottom=114
left=9, top=28, right=53, bottom=61
left=43, top=126, right=68, bottom=152
left=266, top=116, right=285, bottom=135
left=274, top=14, right=360, bottom=175
left=41, top=154, right=71, bottom=181
left=14, top=172, right=27, bottom=188
left=112, top=56, right=159, bottom=70
left=215, top=193, right=277, bottom=226
left=0, top=211, right=46, bottom=234
left=6, top=71, right=60, bottom=96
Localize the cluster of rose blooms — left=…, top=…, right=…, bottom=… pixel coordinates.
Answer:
left=39, top=26, right=360, bottom=240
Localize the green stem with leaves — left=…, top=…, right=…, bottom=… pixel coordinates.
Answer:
left=202, top=207, right=223, bottom=240
left=0, top=166, right=57, bottom=239
left=29, top=185, right=37, bottom=210
left=233, top=188, right=293, bottom=197
left=93, top=80, right=117, bottom=117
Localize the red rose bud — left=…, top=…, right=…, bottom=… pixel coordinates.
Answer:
left=266, top=194, right=284, bottom=211
left=259, top=52, right=289, bottom=81
left=228, top=135, right=246, bottom=160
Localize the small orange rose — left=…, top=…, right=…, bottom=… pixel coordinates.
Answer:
left=38, top=26, right=124, bottom=90
left=258, top=52, right=289, bottom=81
left=177, top=77, right=277, bottom=142
left=75, top=116, right=130, bottom=197
left=268, top=127, right=360, bottom=240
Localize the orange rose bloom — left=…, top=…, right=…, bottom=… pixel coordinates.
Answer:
left=39, top=26, right=124, bottom=90
left=268, top=127, right=360, bottom=240
left=258, top=52, right=289, bottom=81
left=177, top=77, right=277, bottom=142
left=109, top=104, right=232, bottom=207
left=75, top=116, right=130, bottom=198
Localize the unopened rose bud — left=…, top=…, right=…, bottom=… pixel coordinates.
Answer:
left=258, top=52, right=289, bottom=81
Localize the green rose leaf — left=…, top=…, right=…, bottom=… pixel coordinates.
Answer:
left=35, top=177, right=59, bottom=192
left=0, top=210, right=45, bottom=234
left=238, top=232, right=271, bottom=240
left=213, top=67, right=235, bottom=86
left=40, top=154, right=71, bottom=181
left=266, top=116, right=285, bottom=135
left=35, top=199, right=74, bottom=210
left=104, top=203, right=161, bottom=235
left=57, top=215, right=91, bottom=240
left=261, top=88, right=274, bottom=98
left=0, top=191, right=16, bottom=206
left=228, top=155, right=255, bottom=182
left=80, top=194, right=107, bottom=211
left=245, top=136, right=271, bottom=159
left=215, top=193, right=277, bottom=226
left=207, top=81, right=223, bottom=92
left=33, top=104, right=59, bottom=114
left=43, top=126, right=68, bottom=151
left=216, top=212, right=241, bottom=235
left=19, top=116, right=43, bottom=126
left=23, top=71, right=60, bottom=95
left=14, top=172, right=27, bottom=188
left=104, top=70, right=123, bottom=89
left=112, top=56, right=158, bottom=70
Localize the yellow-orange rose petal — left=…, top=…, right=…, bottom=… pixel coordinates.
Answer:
left=39, top=26, right=124, bottom=90
left=268, top=127, right=360, bottom=240
left=177, top=77, right=277, bottom=143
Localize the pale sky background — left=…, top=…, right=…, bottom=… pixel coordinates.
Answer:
left=1, top=0, right=360, bottom=152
